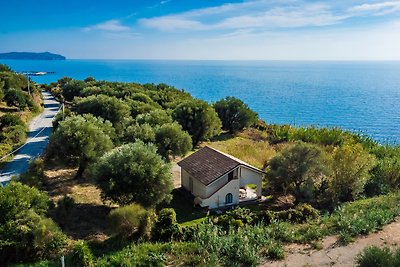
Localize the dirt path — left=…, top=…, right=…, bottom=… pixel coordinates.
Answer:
left=263, top=218, right=400, bottom=267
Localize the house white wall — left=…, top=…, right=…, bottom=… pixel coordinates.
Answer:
left=239, top=166, right=263, bottom=196
left=205, top=168, right=237, bottom=198
left=181, top=169, right=207, bottom=199
left=200, top=179, right=240, bottom=209
left=181, top=165, right=263, bottom=209
left=182, top=169, right=190, bottom=190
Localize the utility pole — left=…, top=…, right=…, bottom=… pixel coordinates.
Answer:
left=27, top=76, right=30, bottom=95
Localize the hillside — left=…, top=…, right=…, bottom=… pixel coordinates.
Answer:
left=0, top=52, right=66, bottom=60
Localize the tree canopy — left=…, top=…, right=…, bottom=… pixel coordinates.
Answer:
left=329, top=143, right=377, bottom=204
left=74, top=94, right=130, bottom=134
left=267, top=142, right=330, bottom=204
left=94, top=141, right=173, bottom=207
left=214, top=96, right=258, bottom=133
left=47, top=114, right=114, bottom=178
left=0, top=182, right=67, bottom=263
left=173, top=99, right=221, bottom=146
left=155, top=122, right=192, bottom=159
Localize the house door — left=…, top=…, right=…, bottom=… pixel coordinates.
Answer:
left=189, top=177, right=193, bottom=192
left=225, top=193, right=233, bottom=204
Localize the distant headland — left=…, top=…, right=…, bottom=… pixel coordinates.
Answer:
left=0, top=52, right=66, bottom=60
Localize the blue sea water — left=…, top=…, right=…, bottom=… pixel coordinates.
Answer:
left=1, top=59, right=400, bottom=144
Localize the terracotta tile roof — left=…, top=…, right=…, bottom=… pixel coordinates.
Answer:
left=178, top=146, right=263, bottom=186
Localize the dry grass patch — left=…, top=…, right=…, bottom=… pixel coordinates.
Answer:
left=70, top=183, right=103, bottom=205
left=43, top=165, right=112, bottom=241
left=207, top=132, right=277, bottom=169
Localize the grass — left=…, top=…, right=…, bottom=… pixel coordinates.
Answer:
left=206, top=129, right=279, bottom=169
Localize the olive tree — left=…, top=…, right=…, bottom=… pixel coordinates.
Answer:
left=173, top=100, right=221, bottom=146
left=267, top=142, right=330, bottom=204
left=47, top=114, right=114, bottom=178
left=214, top=96, right=258, bottom=133
left=74, top=94, right=131, bottom=134
left=94, top=141, right=173, bottom=207
left=155, top=122, right=192, bottom=159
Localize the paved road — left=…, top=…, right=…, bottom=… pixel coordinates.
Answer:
left=0, top=91, right=59, bottom=185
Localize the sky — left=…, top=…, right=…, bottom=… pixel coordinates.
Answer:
left=1, top=0, right=400, bottom=60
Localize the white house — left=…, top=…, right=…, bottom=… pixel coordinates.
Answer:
left=178, top=146, right=264, bottom=209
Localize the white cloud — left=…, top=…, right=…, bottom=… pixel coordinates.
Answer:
left=216, top=4, right=348, bottom=29
left=140, top=17, right=205, bottom=31
left=348, top=1, right=400, bottom=15
left=139, top=1, right=348, bottom=32
left=83, top=20, right=130, bottom=32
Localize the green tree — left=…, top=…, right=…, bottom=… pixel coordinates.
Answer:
left=47, top=114, right=114, bottom=178
left=4, top=88, right=32, bottom=110
left=329, top=143, right=377, bottom=204
left=0, top=80, right=4, bottom=100
left=0, top=72, right=27, bottom=91
left=0, top=182, right=67, bottom=263
left=74, top=95, right=131, bottom=129
left=123, top=122, right=156, bottom=144
left=152, top=208, right=181, bottom=242
left=0, top=64, right=12, bottom=72
left=0, top=113, right=25, bottom=130
left=155, top=122, right=192, bottom=159
left=214, top=96, right=258, bottom=133
left=267, top=142, right=330, bottom=203
left=62, top=79, right=86, bottom=101
left=173, top=100, right=221, bottom=146
left=94, top=141, right=173, bottom=207
left=136, top=109, right=172, bottom=127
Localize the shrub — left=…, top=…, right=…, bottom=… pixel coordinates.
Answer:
left=329, top=143, right=377, bottom=205
left=267, top=142, right=330, bottom=204
left=108, top=204, right=148, bottom=239
left=139, top=252, right=166, bottom=267
left=152, top=208, right=182, bottom=242
left=0, top=113, right=25, bottom=130
left=4, top=88, right=33, bottom=110
left=18, top=157, right=45, bottom=188
left=356, top=246, right=394, bottom=267
left=330, top=192, right=400, bottom=243
left=70, top=240, right=94, bottom=267
left=260, top=204, right=319, bottom=224
left=265, top=243, right=285, bottom=260
left=214, top=207, right=256, bottom=229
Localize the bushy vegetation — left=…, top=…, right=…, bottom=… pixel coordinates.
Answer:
left=46, top=114, right=114, bottom=178
left=173, top=99, right=222, bottom=146
left=152, top=208, right=182, bottom=242
left=0, top=64, right=41, bottom=158
left=70, top=240, right=94, bottom=267
left=93, top=141, right=173, bottom=207
left=214, top=96, right=258, bottom=133
left=7, top=73, right=400, bottom=266
left=108, top=204, right=149, bottom=240
left=357, top=246, right=400, bottom=267
left=0, top=182, right=67, bottom=264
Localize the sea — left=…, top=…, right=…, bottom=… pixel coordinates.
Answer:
left=1, top=59, right=399, bottom=144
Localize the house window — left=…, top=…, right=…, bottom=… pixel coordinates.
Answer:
left=225, top=193, right=233, bottom=204
left=228, top=171, right=234, bottom=181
